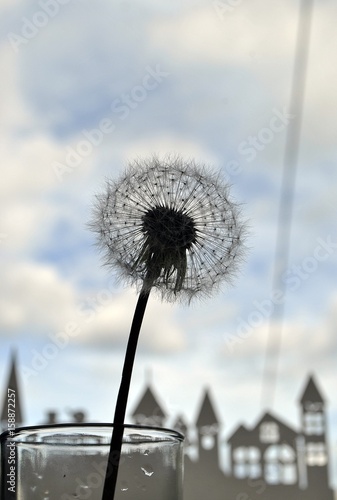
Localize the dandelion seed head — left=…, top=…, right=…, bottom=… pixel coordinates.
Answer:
left=90, top=155, right=247, bottom=303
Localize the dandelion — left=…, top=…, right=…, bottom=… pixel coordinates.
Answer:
left=89, top=155, right=247, bottom=500
left=92, top=155, right=246, bottom=303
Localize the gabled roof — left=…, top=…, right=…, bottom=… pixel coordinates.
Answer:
left=254, top=411, right=298, bottom=441
left=172, top=414, right=188, bottom=435
left=227, top=424, right=251, bottom=445
left=227, top=410, right=298, bottom=446
left=173, top=414, right=188, bottom=429
left=131, top=385, right=166, bottom=419
left=196, top=388, right=220, bottom=427
left=1, top=350, right=23, bottom=424
left=299, top=374, right=324, bottom=405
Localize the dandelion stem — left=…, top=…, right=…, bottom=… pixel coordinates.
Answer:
left=101, top=287, right=151, bottom=500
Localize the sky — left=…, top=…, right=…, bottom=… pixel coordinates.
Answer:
left=1, top=0, right=337, bottom=489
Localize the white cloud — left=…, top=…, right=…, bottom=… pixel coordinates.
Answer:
left=77, top=289, right=187, bottom=353
left=149, top=1, right=337, bottom=153
left=150, top=2, right=298, bottom=66
left=0, top=261, right=77, bottom=333
left=0, top=46, right=32, bottom=134
left=224, top=302, right=337, bottom=376
left=0, top=259, right=186, bottom=353
left=125, top=135, right=218, bottom=166
left=0, top=133, right=92, bottom=255
left=0, top=0, right=22, bottom=8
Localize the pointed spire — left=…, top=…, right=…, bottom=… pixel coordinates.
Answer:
left=173, top=414, right=188, bottom=436
left=299, top=374, right=325, bottom=405
left=131, top=384, right=166, bottom=425
left=1, top=349, right=24, bottom=426
left=196, top=388, right=219, bottom=427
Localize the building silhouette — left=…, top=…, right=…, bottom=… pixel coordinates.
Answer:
left=1, top=350, right=24, bottom=430
left=0, top=352, right=335, bottom=499
left=130, top=376, right=335, bottom=500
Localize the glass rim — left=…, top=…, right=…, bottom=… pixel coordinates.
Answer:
left=0, top=422, right=184, bottom=444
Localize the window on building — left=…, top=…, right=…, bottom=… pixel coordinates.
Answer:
left=304, top=412, right=324, bottom=435
left=200, top=424, right=218, bottom=450
left=304, top=402, right=323, bottom=412
left=259, top=422, right=279, bottom=443
left=201, top=434, right=215, bottom=450
left=264, top=445, right=297, bottom=485
left=233, top=446, right=261, bottom=479
left=306, top=443, right=327, bottom=466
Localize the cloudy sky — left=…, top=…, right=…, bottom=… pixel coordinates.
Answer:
left=1, top=0, right=337, bottom=488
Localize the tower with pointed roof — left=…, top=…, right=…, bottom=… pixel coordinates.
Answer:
left=299, top=374, right=330, bottom=492
left=173, top=414, right=189, bottom=444
left=195, top=388, right=220, bottom=469
left=131, top=384, right=167, bottom=427
left=1, top=350, right=24, bottom=431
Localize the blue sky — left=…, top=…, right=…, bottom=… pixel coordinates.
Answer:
left=1, top=0, right=337, bottom=489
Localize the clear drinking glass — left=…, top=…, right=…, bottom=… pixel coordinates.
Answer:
left=0, top=423, right=184, bottom=500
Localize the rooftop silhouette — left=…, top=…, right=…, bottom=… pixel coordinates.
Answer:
left=1, top=353, right=335, bottom=499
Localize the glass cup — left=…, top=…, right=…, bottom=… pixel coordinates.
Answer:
left=1, top=423, right=184, bottom=500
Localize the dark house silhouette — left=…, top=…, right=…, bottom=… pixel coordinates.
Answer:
left=130, top=376, right=335, bottom=500
left=0, top=353, right=335, bottom=499
left=131, top=383, right=167, bottom=427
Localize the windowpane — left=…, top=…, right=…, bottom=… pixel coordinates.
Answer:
left=260, top=422, right=279, bottom=443
left=264, top=445, right=279, bottom=461
left=304, top=412, right=324, bottom=435
left=248, top=447, right=260, bottom=462
left=280, top=444, right=295, bottom=462
left=201, top=434, right=215, bottom=450
left=233, top=446, right=246, bottom=461
left=250, top=463, right=261, bottom=478
left=283, top=464, right=297, bottom=484
left=234, top=463, right=247, bottom=478
left=307, top=443, right=327, bottom=466
left=233, top=447, right=262, bottom=479
left=264, top=445, right=297, bottom=484
left=265, top=463, right=279, bottom=484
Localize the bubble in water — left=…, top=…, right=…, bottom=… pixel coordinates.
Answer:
left=141, top=464, right=154, bottom=477
left=30, top=486, right=37, bottom=492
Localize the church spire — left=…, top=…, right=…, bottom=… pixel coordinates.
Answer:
left=196, top=388, right=219, bottom=428
left=1, top=350, right=24, bottom=429
left=195, top=388, right=220, bottom=469
left=299, top=374, right=330, bottom=493
left=299, top=374, right=325, bottom=405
